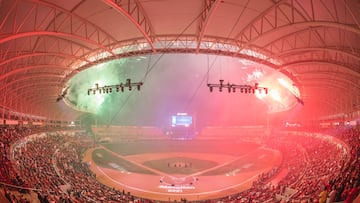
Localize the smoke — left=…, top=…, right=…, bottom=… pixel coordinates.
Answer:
left=64, top=54, right=297, bottom=127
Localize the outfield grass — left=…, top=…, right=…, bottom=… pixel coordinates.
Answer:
left=102, top=140, right=260, bottom=156
left=92, top=148, right=156, bottom=174
left=143, top=156, right=217, bottom=175
left=93, top=140, right=276, bottom=176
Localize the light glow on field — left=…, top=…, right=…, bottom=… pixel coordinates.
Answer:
left=64, top=54, right=299, bottom=125
left=255, top=89, right=267, bottom=99
left=270, top=89, right=282, bottom=102
left=278, top=78, right=300, bottom=97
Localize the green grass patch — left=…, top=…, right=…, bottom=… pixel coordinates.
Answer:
left=143, top=157, right=217, bottom=175
left=92, top=148, right=156, bottom=175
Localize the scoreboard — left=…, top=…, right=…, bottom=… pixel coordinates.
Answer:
left=171, top=113, right=192, bottom=127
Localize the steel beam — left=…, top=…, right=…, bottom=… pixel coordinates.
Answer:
left=0, top=73, right=62, bottom=92
left=277, top=47, right=360, bottom=62
left=0, top=52, right=90, bottom=67
left=234, top=0, right=360, bottom=47
left=28, top=0, right=117, bottom=44
left=196, top=0, right=222, bottom=52
left=279, top=60, right=360, bottom=75
left=0, top=64, right=69, bottom=82
left=0, top=31, right=114, bottom=55
left=102, top=0, right=155, bottom=51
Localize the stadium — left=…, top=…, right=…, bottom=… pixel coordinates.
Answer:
left=0, top=0, right=359, bottom=202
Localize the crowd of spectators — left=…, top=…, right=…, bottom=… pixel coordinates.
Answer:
left=0, top=126, right=80, bottom=203
left=0, top=126, right=38, bottom=203
left=13, top=132, right=74, bottom=202
left=0, top=125, right=359, bottom=203
left=326, top=128, right=360, bottom=203
left=271, top=135, right=346, bottom=201
left=0, top=127, right=32, bottom=185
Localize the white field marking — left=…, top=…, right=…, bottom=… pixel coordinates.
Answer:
left=108, top=162, right=128, bottom=173
left=187, top=148, right=261, bottom=178
left=242, top=163, right=253, bottom=169
left=225, top=168, right=240, bottom=176
left=96, top=165, right=266, bottom=197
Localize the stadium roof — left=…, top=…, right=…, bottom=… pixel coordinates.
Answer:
left=0, top=0, right=359, bottom=121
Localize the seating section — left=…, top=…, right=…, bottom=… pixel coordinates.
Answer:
left=199, top=126, right=269, bottom=143
left=0, top=126, right=359, bottom=203
left=92, top=125, right=166, bottom=142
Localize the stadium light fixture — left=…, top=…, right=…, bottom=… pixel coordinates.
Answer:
left=207, top=79, right=268, bottom=94
left=87, top=78, right=143, bottom=95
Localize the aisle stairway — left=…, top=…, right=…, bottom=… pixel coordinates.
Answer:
left=0, top=187, right=10, bottom=203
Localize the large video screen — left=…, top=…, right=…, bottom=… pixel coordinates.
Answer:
left=171, top=115, right=192, bottom=127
